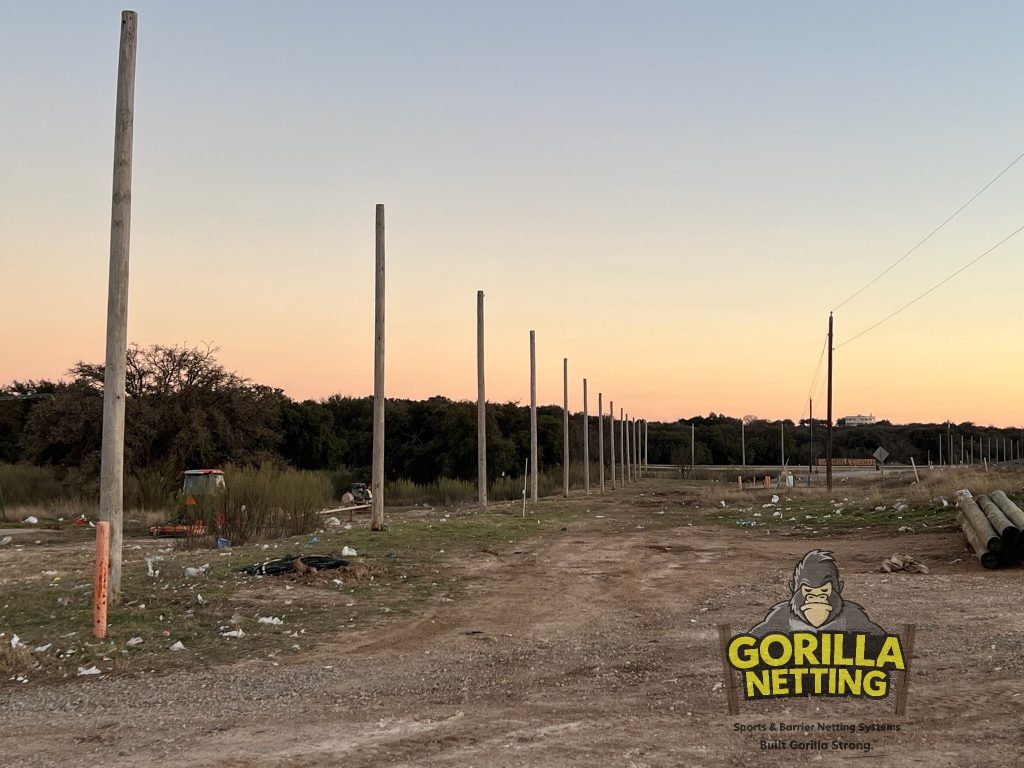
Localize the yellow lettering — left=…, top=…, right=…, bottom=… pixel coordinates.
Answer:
left=745, top=670, right=771, bottom=697
left=833, top=633, right=853, bottom=665
left=838, top=668, right=862, bottom=695
left=863, top=669, right=888, bottom=697
left=770, top=668, right=790, bottom=695
left=761, top=634, right=792, bottom=667
left=876, top=636, right=905, bottom=670
left=793, top=632, right=818, bottom=666
left=854, top=633, right=874, bottom=667
left=728, top=635, right=759, bottom=670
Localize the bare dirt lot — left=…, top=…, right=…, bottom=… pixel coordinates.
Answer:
left=2, top=478, right=1023, bottom=767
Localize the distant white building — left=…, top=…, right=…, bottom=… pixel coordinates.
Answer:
left=837, top=414, right=876, bottom=427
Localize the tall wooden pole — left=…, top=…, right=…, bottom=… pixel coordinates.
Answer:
left=691, top=423, right=695, bottom=471
left=620, top=407, right=626, bottom=486
left=780, top=421, right=785, bottom=476
left=741, top=420, right=746, bottom=467
left=643, top=419, right=648, bottom=475
left=625, top=411, right=632, bottom=483
left=99, top=10, right=138, bottom=605
left=598, top=392, right=605, bottom=493
left=563, top=358, right=569, bottom=497
left=370, top=204, right=386, bottom=531
left=583, top=379, right=590, bottom=495
left=826, top=313, right=834, bottom=491
left=609, top=399, right=616, bottom=490
left=476, top=291, right=486, bottom=509
left=530, top=331, right=538, bottom=502
left=635, top=419, right=641, bottom=479
left=808, top=399, right=813, bottom=485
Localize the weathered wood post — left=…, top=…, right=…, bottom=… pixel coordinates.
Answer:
left=583, top=379, right=590, bottom=495
left=99, top=10, right=138, bottom=604
left=625, top=411, right=631, bottom=483
left=530, top=331, right=538, bottom=502
left=370, top=204, right=386, bottom=531
left=598, top=392, right=605, bottom=493
left=93, top=521, right=110, bottom=638
left=780, top=421, right=785, bottom=477
left=644, top=419, right=649, bottom=475
left=563, top=358, right=569, bottom=497
left=477, top=291, right=486, bottom=509
left=610, top=399, right=616, bottom=490
left=620, top=407, right=626, bottom=486
left=635, top=418, right=641, bottom=479
left=741, top=419, right=746, bottom=467
left=691, top=423, right=695, bottom=471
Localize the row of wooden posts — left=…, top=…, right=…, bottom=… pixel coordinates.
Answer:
left=474, top=293, right=650, bottom=507
left=92, top=11, right=652, bottom=614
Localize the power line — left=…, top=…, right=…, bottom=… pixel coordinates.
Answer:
left=832, top=150, right=1024, bottom=311
left=798, top=331, right=828, bottom=423
left=838, top=221, right=1024, bottom=348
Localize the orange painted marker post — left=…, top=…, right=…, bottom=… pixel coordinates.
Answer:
left=93, top=521, right=110, bottom=638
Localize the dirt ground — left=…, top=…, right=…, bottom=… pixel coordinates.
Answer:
left=2, top=481, right=1022, bottom=767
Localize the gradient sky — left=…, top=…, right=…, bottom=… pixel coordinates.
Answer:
left=3, top=2, right=1024, bottom=426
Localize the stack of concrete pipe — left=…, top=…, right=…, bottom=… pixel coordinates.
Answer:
left=957, top=490, right=1024, bottom=569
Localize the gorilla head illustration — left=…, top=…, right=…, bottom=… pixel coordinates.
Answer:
left=749, top=550, right=885, bottom=637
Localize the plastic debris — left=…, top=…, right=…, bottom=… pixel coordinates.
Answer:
left=0, top=536, right=12, bottom=546
left=239, top=554, right=348, bottom=576
left=183, top=563, right=210, bottom=578
left=169, top=641, right=186, bottom=651
left=77, top=666, right=102, bottom=676
left=736, top=519, right=757, bottom=527
left=126, top=637, right=144, bottom=647
left=220, top=629, right=245, bottom=638
left=216, top=537, right=231, bottom=549
left=323, top=516, right=342, bottom=529
left=257, top=616, right=283, bottom=625
left=341, top=546, right=357, bottom=557
left=10, top=634, right=24, bottom=649
left=770, top=495, right=779, bottom=504
left=23, top=516, right=38, bottom=525
left=145, top=555, right=162, bottom=578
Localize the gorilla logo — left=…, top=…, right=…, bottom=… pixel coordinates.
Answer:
left=749, top=550, right=884, bottom=637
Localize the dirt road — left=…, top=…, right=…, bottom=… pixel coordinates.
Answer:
left=2, top=499, right=1021, bottom=767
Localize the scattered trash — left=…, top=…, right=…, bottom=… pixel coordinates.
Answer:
left=183, top=564, right=210, bottom=578
left=257, top=616, right=284, bottom=626
left=719, top=500, right=726, bottom=507
left=770, top=495, right=779, bottom=504
left=216, top=537, right=231, bottom=549
left=169, top=641, right=186, bottom=651
left=77, top=666, right=102, bottom=676
left=898, top=525, right=913, bottom=533
left=0, top=536, right=12, bottom=547
left=955, top=489, right=973, bottom=503
left=308, top=535, right=321, bottom=545
left=126, top=637, right=144, bottom=647
left=940, top=497, right=949, bottom=508
left=33, top=643, right=51, bottom=653
left=23, top=516, right=38, bottom=525
left=145, top=555, right=162, bottom=578
left=341, top=546, right=357, bottom=557
left=196, top=594, right=206, bottom=605
left=880, top=553, right=929, bottom=574
left=736, top=519, right=757, bottom=527
left=323, top=517, right=342, bottom=529
left=220, top=629, right=245, bottom=638
left=10, top=634, right=24, bottom=649
left=239, top=554, right=349, bottom=576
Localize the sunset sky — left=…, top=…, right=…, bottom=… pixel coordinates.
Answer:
left=3, top=2, right=1024, bottom=426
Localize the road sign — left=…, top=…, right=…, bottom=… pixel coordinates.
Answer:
left=873, top=447, right=890, bottom=463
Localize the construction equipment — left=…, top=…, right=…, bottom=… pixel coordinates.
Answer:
left=149, top=469, right=226, bottom=537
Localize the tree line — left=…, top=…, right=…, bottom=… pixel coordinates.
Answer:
left=1, top=345, right=1018, bottom=497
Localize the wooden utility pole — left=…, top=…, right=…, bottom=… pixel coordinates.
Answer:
left=620, top=407, right=626, bottom=486
left=625, top=411, right=632, bottom=483
left=609, top=399, right=616, bottom=490
left=583, top=379, right=590, bottom=495
left=638, top=421, right=647, bottom=475
left=960, top=434, right=964, bottom=466
left=529, top=331, right=538, bottom=502
left=598, top=392, right=605, bottom=493
left=741, top=420, right=746, bottom=467
left=637, top=419, right=642, bottom=478
left=808, top=399, right=813, bottom=485
left=691, top=422, right=695, bottom=471
left=780, top=421, right=785, bottom=476
left=99, top=10, right=138, bottom=605
left=826, top=313, right=834, bottom=491
left=370, top=204, right=386, bottom=531
left=476, top=291, right=486, bottom=509
left=563, top=358, right=569, bottom=497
